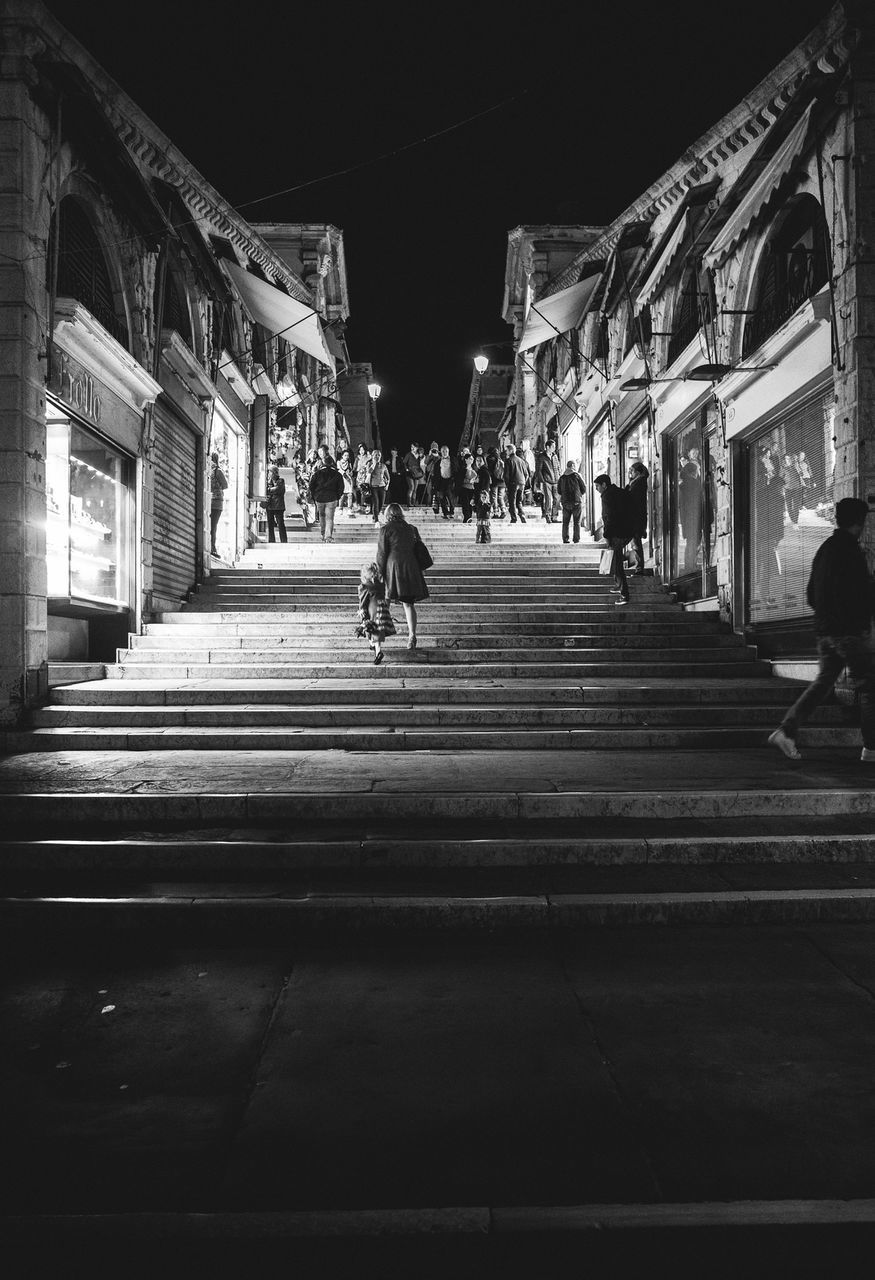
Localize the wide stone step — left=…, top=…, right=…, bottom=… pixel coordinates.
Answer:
left=29, top=703, right=841, bottom=728
left=144, top=618, right=722, bottom=635
left=49, top=679, right=803, bottom=706
left=109, top=660, right=769, bottom=680
left=9, top=723, right=855, bottom=753
left=176, top=603, right=689, bottom=616
left=127, top=632, right=746, bottom=651
left=4, top=814, right=873, bottom=872
left=115, top=644, right=757, bottom=663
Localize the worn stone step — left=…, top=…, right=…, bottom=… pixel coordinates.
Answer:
left=3, top=814, right=873, bottom=871
left=109, top=660, right=770, bottom=680
left=127, top=632, right=746, bottom=651
left=7, top=723, right=856, bottom=752
left=48, top=679, right=802, bottom=706
left=114, top=646, right=758, bottom=664
left=144, top=617, right=720, bottom=634
left=32, top=702, right=829, bottom=728
left=7, top=886, right=875, bottom=930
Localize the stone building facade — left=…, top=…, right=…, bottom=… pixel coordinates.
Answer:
left=499, top=2, right=875, bottom=654
left=0, top=0, right=358, bottom=727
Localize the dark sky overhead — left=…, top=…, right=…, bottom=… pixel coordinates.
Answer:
left=45, top=0, right=832, bottom=448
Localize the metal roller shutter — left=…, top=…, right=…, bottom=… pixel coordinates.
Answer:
left=152, top=408, right=198, bottom=606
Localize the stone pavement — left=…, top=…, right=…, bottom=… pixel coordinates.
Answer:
left=3, top=923, right=875, bottom=1275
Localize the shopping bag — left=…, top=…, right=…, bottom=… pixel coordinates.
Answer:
left=414, top=537, right=434, bottom=571
left=598, top=548, right=614, bottom=575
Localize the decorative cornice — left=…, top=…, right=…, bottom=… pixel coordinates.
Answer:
left=52, top=297, right=162, bottom=409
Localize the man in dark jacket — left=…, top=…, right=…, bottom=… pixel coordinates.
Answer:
left=557, top=461, right=586, bottom=544
left=537, top=441, right=562, bottom=523
left=504, top=445, right=530, bottom=523
left=308, top=447, right=345, bottom=541
left=770, top=496, right=875, bottom=761
left=594, top=473, right=632, bottom=604
left=626, top=461, right=649, bottom=574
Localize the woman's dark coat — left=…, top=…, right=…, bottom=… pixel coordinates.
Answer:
left=376, top=520, right=430, bottom=603
left=265, top=476, right=285, bottom=511
left=309, top=462, right=344, bottom=503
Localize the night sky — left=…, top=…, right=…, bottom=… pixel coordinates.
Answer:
left=46, top=0, right=831, bottom=449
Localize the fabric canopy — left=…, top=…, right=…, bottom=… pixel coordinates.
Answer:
left=704, top=103, right=814, bottom=270
left=635, top=211, right=690, bottom=309
left=517, top=273, right=603, bottom=354
left=222, top=260, right=334, bottom=370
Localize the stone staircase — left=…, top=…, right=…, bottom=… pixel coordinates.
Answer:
left=3, top=509, right=873, bottom=927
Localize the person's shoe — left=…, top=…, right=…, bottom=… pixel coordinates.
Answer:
left=407, top=636, right=417, bottom=650
left=562, top=539, right=569, bottom=544
left=373, top=650, right=384, bottom=665
left=520, top=516, right=527, bottom=523
left=769, top=728, right=802, bottom=761
left=861, top=748, right=875, bottom=762
left=614, top=598, right=629, bottom=606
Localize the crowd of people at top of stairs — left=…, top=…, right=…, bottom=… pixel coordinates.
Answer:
left=256, top=440, right=651, bottom=573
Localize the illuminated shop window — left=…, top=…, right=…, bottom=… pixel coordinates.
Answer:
left=45, top=407, right=134, bottom=609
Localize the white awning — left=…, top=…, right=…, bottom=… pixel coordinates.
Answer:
left=517, top=273, right=603, bottom=354
left=703, top=103, right=814, bottom=270
left=635, top=211, right=690, bottom=309
left=222, top=260, right=335, bottom=370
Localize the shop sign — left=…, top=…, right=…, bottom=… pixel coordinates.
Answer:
left=50, top=350, right=102, bottom=426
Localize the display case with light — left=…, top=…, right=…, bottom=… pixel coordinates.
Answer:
left=45, top=407, right=134, bottom=611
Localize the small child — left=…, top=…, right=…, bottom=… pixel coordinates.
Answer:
left=475, top=489, right=492, bottom=544
left=356, top=561, right=396, bottom=664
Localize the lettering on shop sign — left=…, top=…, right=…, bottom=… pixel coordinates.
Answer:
left=50, top=351, right=102, bottom=424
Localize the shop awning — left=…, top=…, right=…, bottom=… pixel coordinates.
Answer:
left=517, top=272, right=603, bottom=355
left=703, top=103, right=814, bottom=270
left=635, top=212, right=690, bottom=309
left=222, top=260, right=335, bottom=370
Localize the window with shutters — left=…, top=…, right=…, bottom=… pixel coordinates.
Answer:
left=49, top=198, right=128, bottom=349
left=162, top=270, right=192, bottom=348
left=666, top=267, right=714, bottom=367
left=742, top=197, right=829, bottom=359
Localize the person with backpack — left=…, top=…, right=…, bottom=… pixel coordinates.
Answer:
left=557, top=461, right=587, bottom=545
left=487, top=447, right=506, bottom=518
left=503, top=444, right=530, bottom=524
left=537, top=440, right=562, bottom=523
left=594, top=472, right=633, bottom=604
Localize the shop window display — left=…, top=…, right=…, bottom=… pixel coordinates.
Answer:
left=747, top=391, right=834, bottom=625
left=669, top=409, right=718, bottom=600
left=46, top=410, right=132, bottom=608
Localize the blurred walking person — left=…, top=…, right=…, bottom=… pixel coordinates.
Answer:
left=626, top=460, right=649, bottom=573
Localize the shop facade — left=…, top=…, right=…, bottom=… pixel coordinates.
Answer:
left=46, top=302, right=160, bottom=662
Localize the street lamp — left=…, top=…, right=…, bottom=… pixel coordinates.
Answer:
left=367, top=381, right=382, bottom=452
left=473, top=354, right=489, bottom=375
left=367, top=382, right=382, bottom=401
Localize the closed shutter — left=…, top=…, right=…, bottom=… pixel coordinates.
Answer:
left=747, top=389, right=834, bottom=624
left=152, top=408, right=198, bottom=606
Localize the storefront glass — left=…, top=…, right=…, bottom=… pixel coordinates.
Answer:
left=620, top=414, right=649, bottom=483
left=209, top=412, right=241, bottom=563
left=668, top=406, right=718, bottom=600
left=746, top=390, right=834, bottom=625
left=46, top=406, right=133, bottom=608
left=587, top=415, right=612, bottom=535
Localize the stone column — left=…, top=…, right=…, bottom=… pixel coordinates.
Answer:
left=0, top=55, right=51, bottom=727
